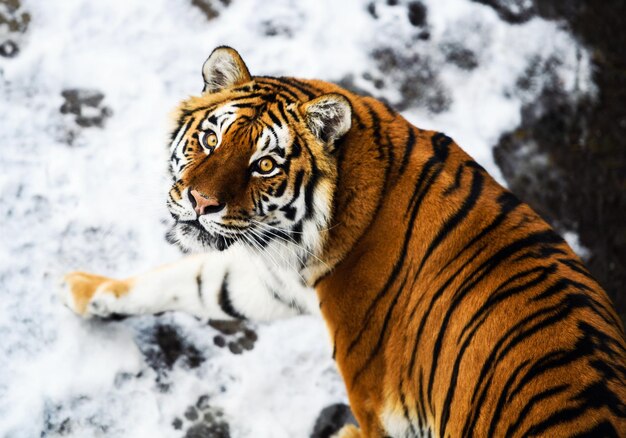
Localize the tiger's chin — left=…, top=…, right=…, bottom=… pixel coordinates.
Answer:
left=166, top=222, right=237, bottom=253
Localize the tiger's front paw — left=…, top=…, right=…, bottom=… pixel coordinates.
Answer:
left=60, top=271, right=129, bottom=318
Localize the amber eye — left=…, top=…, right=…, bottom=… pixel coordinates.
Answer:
left=256, top=157, right=276, bottom=175
left=203, top=131, right=218, bottom=149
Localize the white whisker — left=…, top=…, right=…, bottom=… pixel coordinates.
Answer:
left=247, top=227, right=309, bottom=286
left=251, top=220, right=331, bottom=271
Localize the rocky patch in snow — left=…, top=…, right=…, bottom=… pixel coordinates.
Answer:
left=0, top=0, right=29, bottom=58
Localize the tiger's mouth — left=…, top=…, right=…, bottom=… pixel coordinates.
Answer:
left=167, top=219, right=237, bottom=252
left=166, top=215, right=288, bottom=254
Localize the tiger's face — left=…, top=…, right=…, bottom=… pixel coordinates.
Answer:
left=165, top=47, right=351, bottom=254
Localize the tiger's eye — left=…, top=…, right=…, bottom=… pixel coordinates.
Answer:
left=205, top=132, right=218, bottom=147
left=257, top=157, right=276, bottom=174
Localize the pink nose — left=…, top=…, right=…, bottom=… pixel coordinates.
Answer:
left=188, top=189, right=225, bottom=216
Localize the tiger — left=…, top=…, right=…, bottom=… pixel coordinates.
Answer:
left=61, top=46, right=626, bottom=437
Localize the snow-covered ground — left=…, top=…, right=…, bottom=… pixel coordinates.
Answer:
left=0, top=0, right=591, bottom=436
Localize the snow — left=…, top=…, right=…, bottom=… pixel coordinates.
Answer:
left=0, top=0, right=591, bottom=436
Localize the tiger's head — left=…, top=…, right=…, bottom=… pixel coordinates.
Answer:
left=166, top=47, right=351, bottom=257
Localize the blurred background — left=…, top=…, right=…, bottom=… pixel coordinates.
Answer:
left=0, top=0, right=624, bottom=437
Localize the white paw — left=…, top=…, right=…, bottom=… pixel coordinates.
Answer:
left=59, top=271, right=123, bottom=318
left=85, top=289, right=117, bottom=318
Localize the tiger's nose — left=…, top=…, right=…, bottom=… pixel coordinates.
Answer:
left=188, top=189, right=225, bottom=215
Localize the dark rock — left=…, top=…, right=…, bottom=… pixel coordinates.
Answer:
left=173, top=417, right=183, bottom=430
left=407, top=1, right=427, bottom=27
left=0, top=0, right=30, bottom=33
left=418, top=30, right=430, bottom=40
left=442, top=44, right=479, bottom=70
left=336, top=74, right=376, bottom=100
left=60, top=88, right=113, bottom=129
left=113, top=371, right=134, bottom=388
left=0, top=0, right=30, bottom=59
left=0, top=40, right=19, bottom=58
left=367, top=2, right=377, bottom=19
left=196, top=395, right=211, bottom=410
left=260, top=20, right=294, bottom=38
left=191, top=0, right=231, bottom=21
left=371, top=47, right=451, bottom=112
left=471, top=0, right=535, bottom=24
left=310, top=403, right=357, bottom=438
left=185, top=406, right=199, bottom=421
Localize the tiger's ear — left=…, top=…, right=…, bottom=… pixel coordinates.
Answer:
left=301, top=94, right=352, bottom=146
left=202, top=46, right=252, bottom=93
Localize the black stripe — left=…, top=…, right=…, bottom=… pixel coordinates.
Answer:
left=405, top=133, right=451, bottom=217
left=263, top=123, right=279, bottom=147
left=267, top=108, right=282, bottom=127
left=443, top=162, right=464, bottom=196
left=277, top=77, right=317, bottom=99
left=559, top=257, right=594, bottom=279
left=270, top=288, right=305, bottom=314
left=398, top=376, right=419, bottom=437
left=196, top=269, right=203, bottom=303
left=332, top=327, right=339, bottom=360
left=218, top=272, right=246, bottom=319
left=296, top=135, right=321, bottom=220
left=290, top=170, right=305, bottom=201
left=274, top=179, right=288, bottom=197
left=268, top=146, right=285, bottom=158
left=276, top=100, right=291, bottom=124
left=364, top=100, right=384, bottom=159
left=261, top=136, right=271, bottom=151
left=286, top=106, right=304, bottom=123
left=416, top=369, right=428, bottom=432
left=414, top=166, right=484, bottom=279
left=571, top=421, right=620, bottom=438
left=289, top=138, right=302, bottom=159
left=504, top=384, right=570, bottom=437
left=399, top=126, right=416, bottom=174
left=255, top=77, right=302, bottom=101
left=523, top=405, right=588, bottom=437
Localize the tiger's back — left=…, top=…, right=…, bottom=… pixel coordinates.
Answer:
left=303, top=79, right=626, bottom=436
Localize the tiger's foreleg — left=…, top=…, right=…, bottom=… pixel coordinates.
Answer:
left=60, top=252, right=300, bottom=321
